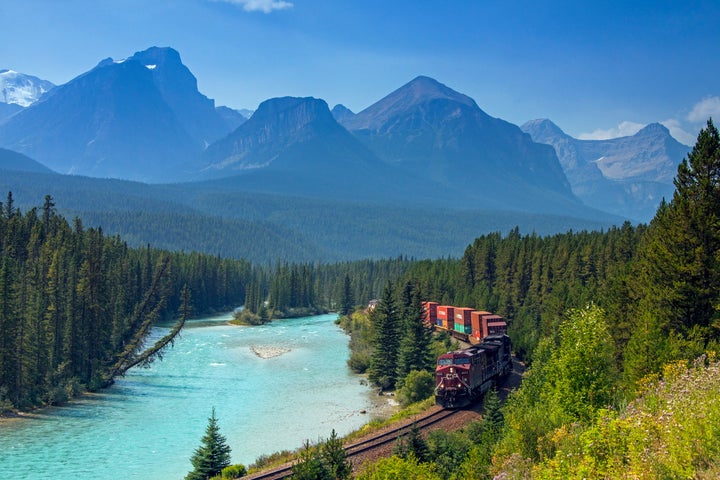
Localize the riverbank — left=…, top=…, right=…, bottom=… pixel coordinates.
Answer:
left=230, top=307, right=329, bottom=326
left=0, top=313, right=384, bottom=480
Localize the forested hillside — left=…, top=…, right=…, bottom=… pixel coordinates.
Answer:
left=0, top=194, right=252, bottom=410
left=0, top=168, right=619, bottom=263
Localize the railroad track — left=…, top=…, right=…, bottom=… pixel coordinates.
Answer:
left=242, top=407, right=460, bottom=480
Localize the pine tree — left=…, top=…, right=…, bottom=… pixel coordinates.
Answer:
left=186, top=408, right=232, bottom=480
left=393, top=422, right=429, bottom=463
left=396, top=285, right=433, bottom=382
left=626, top=118, right=720, bottom=382
left=291, top=440, right=329, bottom=480
left=368, top=281, right=401, bottom=390
left=340, top=274, right=353, bottom=316
left=321, top=429, right=352, bottom=480
left=482, top=387, right=503, bottom=431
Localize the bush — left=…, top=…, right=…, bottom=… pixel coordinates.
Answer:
left=221, top=464, right=246, bottom=478
left=397, top=370, right=434, bottom=406
left=231, top=309, right=267, bottom=325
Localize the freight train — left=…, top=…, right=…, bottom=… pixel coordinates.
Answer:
left=423, top=302, right=507, bottom=344
left=434, top=334, right=513, bottom=408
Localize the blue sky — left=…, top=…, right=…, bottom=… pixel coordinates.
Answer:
left=1, top=0, right=718, bottom=144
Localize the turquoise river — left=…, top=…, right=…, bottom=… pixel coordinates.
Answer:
left=0, top=312, right=383, bottom=480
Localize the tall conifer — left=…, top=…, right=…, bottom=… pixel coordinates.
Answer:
left=627, top=119, right=720, bottom=383
left=368, top=281, right=401, bottom=390
left=185, top=408, right=232, bottom=480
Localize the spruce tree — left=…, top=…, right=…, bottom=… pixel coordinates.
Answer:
left=397, top=285, right=433, bottom=382
left=393, top=422, right=429, bottom=463
left=291, top=440, right=329, bottom=480
left=627, top=118, right=720, bottom=382
left=340, top=274, right=353, bottom=316
left=368, top=281, right=401, bottom=390
left=186, top=408, right=232, bottom=480
left=321, top=429, right=352, bottom=480
left=482, top=387, right=503, bottom=431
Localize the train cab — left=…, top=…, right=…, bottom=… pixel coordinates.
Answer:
left=435, top=350, right=476, bottom=408
left=434, top=335, right=512, bottom=408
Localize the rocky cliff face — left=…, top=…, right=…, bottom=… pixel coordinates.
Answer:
left=522, top=119, right=690, bottom=220
left=0, top=47, right=238, bottom=181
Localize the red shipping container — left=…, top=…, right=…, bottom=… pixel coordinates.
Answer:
left=482, top=314, right=505, bottom=338
left=487, top=318, right=507, bottom=336
left=455, top=307, right=473, bottom=334
left=471, top=310, right=492, bottom=340
left=423, top=301, right=439, bottom=325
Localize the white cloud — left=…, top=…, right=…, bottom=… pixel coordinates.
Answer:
left=660, top=118, right=695, bottom=146
left=687, top=96, right=720, bottom=123
left=212, top=0, right=293, bottom=13
left=578, top=121, right=645, bottom=140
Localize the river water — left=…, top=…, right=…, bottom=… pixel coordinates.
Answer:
left=0, top=313, right=381, bottom=480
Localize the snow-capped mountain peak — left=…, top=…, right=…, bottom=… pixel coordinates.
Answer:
left=0, top=69, right=55, bottom=107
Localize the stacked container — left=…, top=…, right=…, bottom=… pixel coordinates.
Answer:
left=454, top=307, right=473, bottom=334
left=437, top=305, right=455, bottom=328
left=483, top=314, right=507, bottom=336
left=423, top=301, right=439, bottom=326
left=470, top=310, right=493, bottom=342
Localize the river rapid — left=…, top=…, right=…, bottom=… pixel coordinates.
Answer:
left=0, top=313, right=383, bottom=480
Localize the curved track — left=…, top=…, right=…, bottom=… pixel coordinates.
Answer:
left=242, top=359, right=525, bottom=480
left=242, top=407, right=462, bottom=480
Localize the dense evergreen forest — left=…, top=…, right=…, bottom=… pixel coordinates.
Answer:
left=0, top=169, right=617, bottom=264
left=0, top=192, right=417, bottom=411
left=0, top=194, right=252, bottom=410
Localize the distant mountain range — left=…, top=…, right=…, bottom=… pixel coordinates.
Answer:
left=336, top=75, right=576, bottom=212
left=0, top=45, right=691, bottom=226
left=521, top=119, right=690, bottom=220
left=0, top=48, right=244, bottom=181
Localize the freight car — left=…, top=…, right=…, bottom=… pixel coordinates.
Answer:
left=423, top=302, right=507, bottom=344
left=434, top=334, right=512, bottom=408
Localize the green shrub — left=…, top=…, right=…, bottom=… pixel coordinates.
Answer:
left=397, top=370, right=434, bottom=406
left=221, top=464, right=246, bottom=478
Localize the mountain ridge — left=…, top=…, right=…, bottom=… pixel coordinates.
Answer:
left=522, top=118, right=690, bottom=220
left=0, top=46, right=687, bottom=222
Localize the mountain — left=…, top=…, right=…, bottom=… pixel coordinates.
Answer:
left=331, top=104, right=355, bottom=123
left=216, top=105, right=248, bottom=131
left=0, top=69, right=55, bottom=106
left=0, top=148, right=54, bottom=174
left=338, top=76, right=579, bottom=213
left=521, top=119, right=690, bottom=220
left=127, top=47, right=230, bottom=146
left=0, top=47, right=233, bottom=181
left=199, top=96, right=429, bottom=204
left=0, top=102, right=22, bottom=123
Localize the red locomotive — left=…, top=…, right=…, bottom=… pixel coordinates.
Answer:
left=434, top=334, right=512, bottom=408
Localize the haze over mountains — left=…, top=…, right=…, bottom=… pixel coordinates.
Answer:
left=0, top=46, right=693, bottom=261
left=522, top=119, right=689, bottom=219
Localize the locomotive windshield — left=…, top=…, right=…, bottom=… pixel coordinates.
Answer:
left=454, top=358, right=471, bottom=365
left=438, top=358, right=453, bottom=366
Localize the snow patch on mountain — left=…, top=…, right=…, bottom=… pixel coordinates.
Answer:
left=0, top=69, right=55, bottom=106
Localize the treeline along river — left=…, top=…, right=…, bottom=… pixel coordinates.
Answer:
left=0, top=313, right=379, bottom=480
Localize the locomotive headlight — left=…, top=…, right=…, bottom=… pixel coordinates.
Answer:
left=450, top=367, right=454, bottom=373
